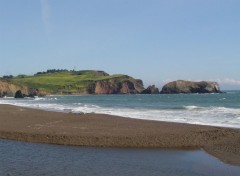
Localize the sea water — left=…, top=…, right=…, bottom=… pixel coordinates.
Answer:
left=0, top=139, right=240, bottom=176
left=0, top=90, right=240, bottom=128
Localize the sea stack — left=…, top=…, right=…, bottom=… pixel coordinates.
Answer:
left=141, top=85, right=160, bottom=94
left=160, top=80, right=221, bottom=94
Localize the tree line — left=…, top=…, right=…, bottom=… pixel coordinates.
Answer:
left=35, top=69, right=69, bottom=75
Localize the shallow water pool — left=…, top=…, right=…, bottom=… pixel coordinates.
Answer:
left=0, top=139, right=240, bottom=176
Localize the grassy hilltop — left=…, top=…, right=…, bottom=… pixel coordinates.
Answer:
left=9, top=70, right=144, bottom=94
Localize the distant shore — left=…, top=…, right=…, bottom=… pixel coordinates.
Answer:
left=0, top=104, right=240, bottom=166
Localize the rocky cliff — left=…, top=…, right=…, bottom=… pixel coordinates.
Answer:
left=0, top=79, right=46, bottom=98
left=0, top=80, right=28, bottom=97
left=160, top=80, right=221, bottom=94
left=84, top=76, right=144, bottom=94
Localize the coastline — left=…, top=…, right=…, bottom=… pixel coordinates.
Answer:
left=0, top=104, right=240, bottom=166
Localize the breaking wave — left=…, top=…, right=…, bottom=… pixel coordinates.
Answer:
left=0, top=93, right=240, bottom=128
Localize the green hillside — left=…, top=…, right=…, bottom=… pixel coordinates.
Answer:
left=10, top=70, right=139, bottom=94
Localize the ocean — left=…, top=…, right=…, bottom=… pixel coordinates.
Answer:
left=0, top=90, right=240, bottom=128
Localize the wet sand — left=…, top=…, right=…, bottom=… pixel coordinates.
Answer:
left=0, top=104, right=240, bottom=166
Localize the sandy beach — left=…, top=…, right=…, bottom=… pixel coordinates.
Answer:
left=0, top=104, right=239, bottom=166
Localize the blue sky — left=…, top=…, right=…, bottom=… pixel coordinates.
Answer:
left=0, top=0, right=239, bottom=89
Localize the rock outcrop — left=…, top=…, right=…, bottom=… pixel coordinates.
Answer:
left=91, top=71, right=109, bottom=77
left=93, top=76, right=144, bottom=94
left=28, top=88, right=43, bottom=97
left=160, top=80, right=221, bottom=94
left=142, top=85, right=160, bottom=94
left=15, top=90, right=24, bottom=98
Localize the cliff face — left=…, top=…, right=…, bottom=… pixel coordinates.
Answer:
left=0, top=80, right=28, bottom=97
left=84, top=76, right=144, bottom=94
left=160, top=80, right=221, bottom=94
left=0, top=80, right=47, bottom=98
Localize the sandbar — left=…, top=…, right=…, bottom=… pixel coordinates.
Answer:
left=0, top=104, right=239, bottom=166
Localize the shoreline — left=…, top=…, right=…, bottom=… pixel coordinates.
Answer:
left=0, top=104, right=240, bottom=166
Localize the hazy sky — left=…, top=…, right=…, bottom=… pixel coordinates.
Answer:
left=0, top=0, right=239, bottom=89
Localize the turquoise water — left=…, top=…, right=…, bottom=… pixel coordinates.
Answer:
left=0, top=91, right=240, bottom=128
left=1, top=139, right=240, bottom=176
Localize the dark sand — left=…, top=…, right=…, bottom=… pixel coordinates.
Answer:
left=0, top=105, right=239, bottom=166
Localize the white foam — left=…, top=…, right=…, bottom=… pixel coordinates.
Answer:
left=34, top=97, right=46, bottom=101
left=183, top=105, right=202, bottom=110
left=1, top=97, right=240, bottom=128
